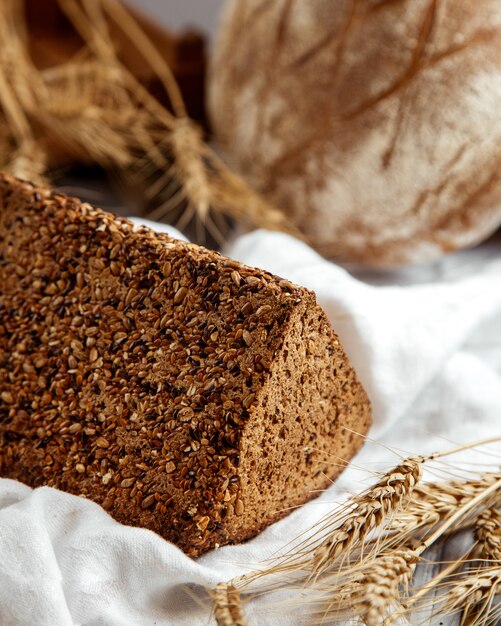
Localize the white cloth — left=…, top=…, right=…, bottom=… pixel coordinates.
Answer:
left=1, top=224, right=501, bottom=626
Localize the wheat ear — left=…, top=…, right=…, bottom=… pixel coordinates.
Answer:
left=387, top=478, right=501, bottom=625
left=309, top=458, right=422, bottom=578
left=441, top=566, right=501, bottom=626
left=308, top=439, right=501, bottom=577
left=212, top=441, right=500, bottom=625
left=386, top=473, right=501, bottom=542
left=213, top=583, right=247, bottom=626
left=0, top=1, right=297, bottom=243
left=356, top=548, right=419, bottom=626
left=475, top=508, right=501, bottom=561
left=311, top=475, right=501, bottom=624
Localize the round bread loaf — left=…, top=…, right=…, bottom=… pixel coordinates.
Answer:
left=209, top=0, right=501, bottom=266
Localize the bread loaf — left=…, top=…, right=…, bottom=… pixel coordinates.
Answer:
left=0, top=174, right=371, bottom=556
left=209, top=0, right=501, bottom=266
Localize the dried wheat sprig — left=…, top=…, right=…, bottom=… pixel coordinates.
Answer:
left=212, top=583, right=247, bottom=626
left=385, top=473, right=501, bottom=543
left=228, top=458, right=423, bottom=593
left=1, top=137, right=48, bottom=184
left=385, top=546, right=475, bottom=626
left=99, top=0, right=186, bottom=117
left=386, top=480, right=501, bottom=625
left=213, top=442, right=501, bottom=625
left=405, top=477, right=501, bottom=559
left=307, top=548, right=418, bottom=622
left=439, top=566, right=500, bottom=626
left=392, top=561, right=500, bottom=626
left=356, top=548, right=419, bottom=626
left=235, top=481, right=500, bottom=624
left=233, top=457, right=500, bottom=591
left=309, top=437, right=501, bottom=559
left=0, top=1, right=47, bottom=181
left=305, top=458, right=422, bottom=579
left=76, top=0, right=299, bottom=237
left=358, top=520, right=494, bottom=626
left=0, top=0, right=297, bottom=243
left=261, top=551, right=415, bottom=625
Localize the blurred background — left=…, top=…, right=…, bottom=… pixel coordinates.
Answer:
left=3, top=0, right=501, bottom=268
left=128, top=0, right=223, bottom=37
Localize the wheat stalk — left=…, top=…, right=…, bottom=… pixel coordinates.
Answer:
left=212, top=437, right=501, bottom=626
left=305, top=440, right=501, bottom=579
left=0, top=0, right=296, bottom=244
left=320, top=473, right=500, bottom=623
left=228, top=457, right=423, bottom=591
left=211, top=457, right=423, bottom=623
left=316, top=477, right=501, bottom=625
left=357, top=548, right=419, bottom=626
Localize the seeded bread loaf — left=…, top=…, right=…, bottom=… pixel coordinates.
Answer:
left=0, top=174, right=371, bottom=556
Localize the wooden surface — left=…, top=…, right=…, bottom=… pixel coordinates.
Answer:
left=410, top=536, right=470, bottom=626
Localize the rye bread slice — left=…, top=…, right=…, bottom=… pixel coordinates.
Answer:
left=0, top=174, right=371, bottom=556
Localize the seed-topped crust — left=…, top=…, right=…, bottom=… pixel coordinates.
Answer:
left=0, top=174, right=371, bottom=556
